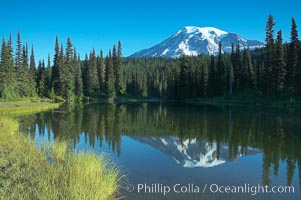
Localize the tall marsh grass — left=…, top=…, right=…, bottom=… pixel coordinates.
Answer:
left=0, top=101, right=60, bottom=115
left=0, top=117, right=121, bottom=200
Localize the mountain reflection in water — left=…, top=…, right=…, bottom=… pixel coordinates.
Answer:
left=18, top=103, right=301, bottom=198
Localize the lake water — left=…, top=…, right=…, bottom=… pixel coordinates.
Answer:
left=17, top=103, right=301, bottom=200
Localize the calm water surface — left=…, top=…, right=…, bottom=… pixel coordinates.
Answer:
left=18, top=103, right=301, bottom=200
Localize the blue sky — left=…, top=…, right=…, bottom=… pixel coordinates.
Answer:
left=1, top=0, right=300, bottom=61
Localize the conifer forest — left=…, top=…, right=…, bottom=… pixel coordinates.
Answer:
left=1, top=15, right=301, bottom=101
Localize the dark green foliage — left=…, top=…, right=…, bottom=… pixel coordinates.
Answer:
left=36, top=60, right=46, bottom=97
left=287, top=18, right=299, bottom=94
left=112, top=43, right=122, bottom=95
left=264, top=14, right=276, bottom=94
left=52, top=36, right=61, bottom=96
left=97, top=50, right=105, bottom=93
left=15, top=31, right=24, bottom=96
left=274, top=30, right=286, bottom=92
left=0, top=38, right=18, bottom=99
left=207, top=56, right=216, bottom=97
left=215, top=42, right=225, bottom=96
left=84, top=49, right=99, bottom=96
left=74, top=54, right=83, bottom=98
left=29, top=46, right=37, bottom=96
left=1, top=15, right=301, bottom=101
left=13, top=31, right=31, bottom=97
left=63, top=37, right=75, bottom=101
left=176, top=56, right=190, bottom=99
left=104, top=51, right=115, bottom=97
left=45, top=55, right=52, bottom=97
left=241, top=48, right=255, bottom=89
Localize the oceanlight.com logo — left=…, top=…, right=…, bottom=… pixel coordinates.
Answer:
left=125, top=183, right=295, bottom=196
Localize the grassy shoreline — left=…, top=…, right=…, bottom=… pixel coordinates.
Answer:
left=0, top=103, right=121, bottom=200
left=0, top=100, right=61, bottom=115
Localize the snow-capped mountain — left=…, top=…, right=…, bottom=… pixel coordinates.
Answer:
left=130, top=26, right=264, bottom=58
left=132, top=136, right=261, bottom=168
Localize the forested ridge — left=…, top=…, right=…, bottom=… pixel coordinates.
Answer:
left=0, top=15, right=301, bottom=101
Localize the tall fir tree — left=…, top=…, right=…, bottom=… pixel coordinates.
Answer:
left=86, top=49, right=99, bottom=95
left=287, top=18, right=299, bottom=94
left=104, top=50, right=115, bottom=97
left=207, top=55, right=216, bottom=96
left=177, top=55, right=190, bottom=99
left=8, top=34, right=17, bottom=98
left=0, top=39, right=6, bottom=96
left=29, top=45, right=36, bottom=96
left=63, top=37, right=75, bottom=100
left=274, top=30, right=286, bottom=92
left=22, top=43, right=31, bottom=96
left=15, top=30, right=25, bottom=96
left=0, top=36, right=17, bottom=99
left=36, top=60, right=46, bottom=97
left=264, top=14, right=275, bottom=94
left=52, top=36, right=61, bottom=96
left=215, top=42, right=225, bottom=96
left=0, top=39, right=15, bottom=98
left=74, top=54, right=83, bottom=98
left=117, top=41, right=124, bottom=93
left=44, top=54, right=52, bottom=97
left=234, top=44, right=241, bottom=90
left=97, top=50, right=105, bottom=93
left=112, top=41, right=122, bottom=95
left=241, top=48, right=255, bottom=89
left=58, top=44, right=65, bottom=97
left=230, top=44, right=236, bottom=89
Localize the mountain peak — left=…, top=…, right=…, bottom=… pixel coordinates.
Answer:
left=130, top=26, right=264, bottom=58
left=182, top=26, right=228, bottom=36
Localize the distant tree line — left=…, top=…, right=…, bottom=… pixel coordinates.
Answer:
left=0, top=32, right=122, bottom=101
left=0, top=14, right=300, bottom=101
left=122, top=15, right=301, bottom=99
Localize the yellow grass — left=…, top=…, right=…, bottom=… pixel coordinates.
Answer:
left=0, top=116, right=121, bottom=200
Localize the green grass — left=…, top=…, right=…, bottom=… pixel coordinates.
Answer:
left=0, top=117, right=121, bottom=200
left=0, top=100, right=60, bottom=115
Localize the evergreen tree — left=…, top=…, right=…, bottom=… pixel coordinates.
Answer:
left=86, top=49, right=99, bottom=95
left=29, top=45, right=37, bottom=96
left=264, top=14, right=276, bottom=94
left=117, top=41, right=124, bottom=94
left=196, top=56, right=208, bottom=97
left=230, top=44, right=236, bottom=89
left=104, top=50, right=115, bottom=97
left=112, top=41, right=122, bottom=95
left=15, top=30, right=25, bottom=96
left=215, top=42, right=225, bottom=96
left=0, top=37, right=17, bottom=99
left=177, top=55, right=190, bottom=99
left=82, top=54, right=89, bottom=95
left=63, top=37, right=75, bottom=100
left=234, top=44, right=241, bottom=90
left=241, top=48, right=255, bottom=89
left=44, top=54, right=52, bottom=97
left=58, top=44, right=65, bottom=97
left=22, top=43, right=30, bottom=96
left=97, top=50, right=105, bottom=93
left=274, top=30, right=286, bottom=92
left=36, top=60, right=46, bottom=97
left=287, top=18, right=299, bottom=94
left=0, top=39, right=6, bottom=96
left=74, top=54, right=83, bottom=98
left=52, top=36, right=61, bottom=96
left=207, top=55, right=216, bottom=96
